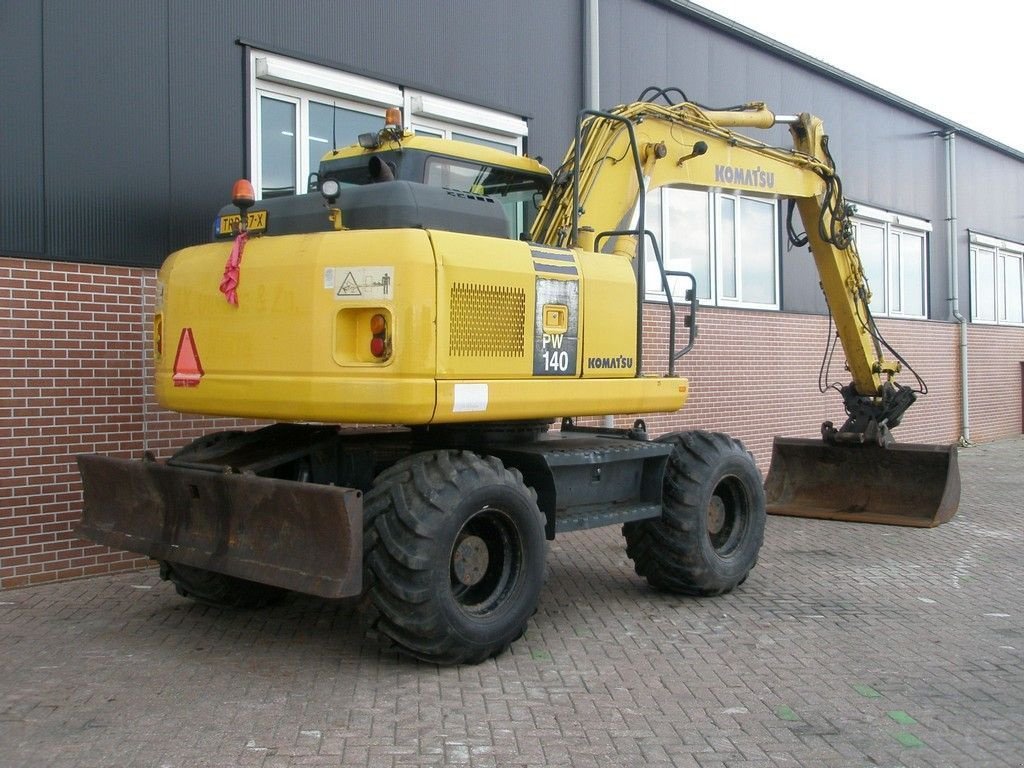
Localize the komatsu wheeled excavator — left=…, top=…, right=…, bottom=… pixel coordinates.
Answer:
left=78, top=90, right=960, bottom=664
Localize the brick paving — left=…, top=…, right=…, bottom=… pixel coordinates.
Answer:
left=2, top=437, right=1022, bottom=767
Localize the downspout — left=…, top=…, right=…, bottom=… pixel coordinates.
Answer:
left=583, top=0, right=600, bottom=111
left=944, top=130, right=971, bottom=445
left=584, top=0, right=616, bottom=428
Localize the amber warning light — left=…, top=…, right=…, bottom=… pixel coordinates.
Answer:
left=232, top=179, right=255, bottom=210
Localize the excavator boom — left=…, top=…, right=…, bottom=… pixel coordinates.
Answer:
left=532, top=96, right=959, bottom=527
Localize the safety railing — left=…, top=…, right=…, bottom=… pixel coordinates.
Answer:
left=594, top=229, right=697, bottom=377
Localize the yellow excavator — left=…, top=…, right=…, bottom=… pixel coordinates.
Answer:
left=78, top=91, right=960, bottom=664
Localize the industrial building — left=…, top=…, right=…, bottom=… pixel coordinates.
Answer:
left=3, top=0, right=1022, bottom=588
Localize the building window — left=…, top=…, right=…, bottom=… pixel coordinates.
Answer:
left=970, top=232, right=1024, bottom=325
left=248, top=50, right=527, bottom=200
left=850, top=205, right=930, bottom=319
left=644, top=187, right=779, bottom=309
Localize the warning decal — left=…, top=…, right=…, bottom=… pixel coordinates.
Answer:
left=324, top=266, right=394, bottom=300
left=172, top=328, right=204, bottom=388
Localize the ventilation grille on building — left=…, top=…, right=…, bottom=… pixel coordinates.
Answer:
left=450, top=283, right=526, bottom=357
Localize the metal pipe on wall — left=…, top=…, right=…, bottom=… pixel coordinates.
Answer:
left=583, top=0, right=600, bottom=111
left=944, top=130, right=971, bottom=444
left=584, top=0, right=616, bottom=429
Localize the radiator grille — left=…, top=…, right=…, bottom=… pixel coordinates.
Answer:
left=450, top=283, right=526, bottom=357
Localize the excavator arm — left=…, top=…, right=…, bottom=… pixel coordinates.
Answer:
left=532, top=94, right=959, bottom=526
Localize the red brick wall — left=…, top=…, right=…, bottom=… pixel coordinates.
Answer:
left=611, top=304, right=970, bottom=472
left=1, top=258, right=252, bottom=588
left=2, top=256, right=1022, bottom=587
left=965, top=324, right=1024, bottom=442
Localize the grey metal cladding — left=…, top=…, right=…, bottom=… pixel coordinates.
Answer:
left=42, top=0, right=171, bottom=266
left=4, top=0, right=580, bottom=267
left=602, top=0, right=964, bottom=318
left=1, top=1, right=45, bottom=255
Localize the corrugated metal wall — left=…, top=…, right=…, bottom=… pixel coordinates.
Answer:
left=42, top=0, right=171, bottom=264
left=1, top=0, right=580, bottom=266
left=0, top=1, right=45, bottom=255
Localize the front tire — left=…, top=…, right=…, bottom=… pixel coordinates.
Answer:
left=623, top=431, right=765, bottom=596
left=159, top=561, right=287, bottom=609
left=363, top=450, right=546, bottom=664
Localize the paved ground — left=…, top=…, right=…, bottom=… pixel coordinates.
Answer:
left=2, top=438, right=1023, bottom=767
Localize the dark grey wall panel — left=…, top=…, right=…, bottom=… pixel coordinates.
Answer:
left=163, top=0, right=580, bottom=253
left=164, top=7, right=248, bottom=250
left=42, top=0, right=170, bottom=265
left=0, top=1, right=44, bottom=255
left=956, top=138, right=1024, bottom=242
left=5, top=1, right=579, bottom=265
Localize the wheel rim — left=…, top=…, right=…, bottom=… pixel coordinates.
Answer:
left=707, top=474, right=750, bottom=556
left=449, top=507, right=522, bottom=616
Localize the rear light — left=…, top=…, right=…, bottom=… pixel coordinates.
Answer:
left=369, top=313, right=390, bottom=360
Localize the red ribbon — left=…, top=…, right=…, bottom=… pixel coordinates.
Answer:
left=219, top=230, right=248, bottom=306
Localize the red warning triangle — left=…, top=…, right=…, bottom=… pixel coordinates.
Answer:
left=172, top=328, right=204, bottom=387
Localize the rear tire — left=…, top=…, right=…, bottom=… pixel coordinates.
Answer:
left=159, top=561, right=287, bottom=609
left=623, top=431, right=765, bottom=596
left=363, top=450, right=546, bottom=664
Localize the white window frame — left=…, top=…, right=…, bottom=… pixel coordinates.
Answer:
left=248, top=50, right=527, bottom=199
left=714, top=192, right=780, bottom=310
left=970, top=232, right=1024, bottom=326
left=253, top=90, right=301, bottom=198
left=644, top=187, right=780, bottom=310
left=406, top=91, right=526, bottom=152
left=851, top=204, right=930, bottom=319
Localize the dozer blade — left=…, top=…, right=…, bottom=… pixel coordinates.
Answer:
left=764, top=437, right=960, bottom=527
left=76, top=454, right=363, bottom=598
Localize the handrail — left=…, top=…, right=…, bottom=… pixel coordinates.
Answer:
left=571, top=109, right=647, bottom=256
left=595, top=228, right=697, bottom=376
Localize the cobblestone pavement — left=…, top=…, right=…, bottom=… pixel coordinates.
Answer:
left=2, top=438, right=1023, bottom=767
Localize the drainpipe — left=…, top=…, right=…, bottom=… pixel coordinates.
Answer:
left=583, top=0, right=615, bottom=429
left=583, top=0, right=600, bottom=111
left=944, top=130, right=971, bottom=444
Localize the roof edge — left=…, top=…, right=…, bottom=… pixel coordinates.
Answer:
left=652, top=0, right=1024, bottom=161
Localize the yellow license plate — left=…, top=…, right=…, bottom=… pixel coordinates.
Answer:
left=218, top=210, right=268, bottom=235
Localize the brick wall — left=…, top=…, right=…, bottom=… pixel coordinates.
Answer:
left=609, top=304, right=971, bottom=472
left=2, top=256, right=1022, bottom=588
left=1, top=258, right=251, bottom=588
left=965, top=324, right=1024, bottom=442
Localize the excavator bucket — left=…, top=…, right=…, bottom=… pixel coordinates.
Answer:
left=76, top=454, right=363, bottom=598
left=764, top=437, right=960, bottom=527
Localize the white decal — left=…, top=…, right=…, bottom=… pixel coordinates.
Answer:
left=453, top=383, right=488, bottom=413
left=325, top=266, right=395, bottom=300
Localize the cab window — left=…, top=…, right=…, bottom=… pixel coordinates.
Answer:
left=424, top=157, right=548, bottom=238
